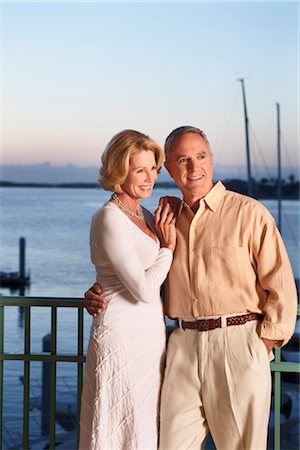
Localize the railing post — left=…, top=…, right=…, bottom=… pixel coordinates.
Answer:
left=42, top=333, right=51, bottom=435
left=50, top=308, right=57, bottom=449
left=23, top=306, right=31, bottom=449
left=77, top=306, right=84, bottom=447
left=273, top=348, right=282, bottom=450
left=0, top=306, right=4, bottom=450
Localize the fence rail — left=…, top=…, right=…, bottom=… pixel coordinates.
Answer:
left=0, top=296, right=299, bottom=450
left=0, top=296, right=85, bottom=450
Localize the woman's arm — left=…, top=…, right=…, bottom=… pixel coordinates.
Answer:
left=91, top=206, right=175, bottom=304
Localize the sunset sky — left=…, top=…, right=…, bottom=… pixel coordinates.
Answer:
left=1, top=1, right=298, bottom=179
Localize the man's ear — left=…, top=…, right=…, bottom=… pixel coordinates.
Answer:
left=164, top=161, right=172, bottom=177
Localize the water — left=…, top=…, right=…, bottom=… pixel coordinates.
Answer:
left=1, top=187, right=299, bottom=295
left=0, top=187, right=299, bottom=448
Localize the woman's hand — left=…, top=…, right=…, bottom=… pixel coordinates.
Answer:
left=154, top=203, right=177, bottom=252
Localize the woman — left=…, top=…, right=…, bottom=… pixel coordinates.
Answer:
left=79, top=130, right=176, bottom=450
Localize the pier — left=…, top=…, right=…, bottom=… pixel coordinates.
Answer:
left=0, top=237, right=30, bottom=288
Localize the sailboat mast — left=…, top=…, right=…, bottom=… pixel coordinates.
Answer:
left=276, top=102, right=282, bottom=231
left=238, top=78, right=253, bottom=196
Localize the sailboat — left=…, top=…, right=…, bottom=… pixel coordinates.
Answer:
left=238, top=79, right=300, bottom=450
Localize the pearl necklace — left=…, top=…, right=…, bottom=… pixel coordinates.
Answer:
left=111, top=193, right=145, bottom=221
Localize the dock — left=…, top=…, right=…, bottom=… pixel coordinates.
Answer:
left=0, top=237, right=30, bottom=288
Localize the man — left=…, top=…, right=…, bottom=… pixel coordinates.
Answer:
left=84, top=126, right=297, bottom=450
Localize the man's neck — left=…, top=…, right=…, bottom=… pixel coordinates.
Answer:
left=185, top=199, right=200, bottom=214
left=183, top=183, right=214, bottom=213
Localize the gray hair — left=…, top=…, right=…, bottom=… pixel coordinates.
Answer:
left=164, top=126, right=211, bottom=160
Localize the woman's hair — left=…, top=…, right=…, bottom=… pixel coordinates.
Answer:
left=99, top=129, right=163, bottom=193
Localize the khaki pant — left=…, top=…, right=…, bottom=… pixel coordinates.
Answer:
left=159, top=318, right=271, bottom=450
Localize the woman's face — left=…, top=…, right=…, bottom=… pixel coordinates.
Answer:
left=121, top=150, right=158, bottom=199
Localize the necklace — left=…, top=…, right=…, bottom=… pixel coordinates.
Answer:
left=111, top=193, right=144, bottom=221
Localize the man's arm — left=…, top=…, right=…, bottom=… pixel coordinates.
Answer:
left=253, top=209, right=297, bottom=348
left=84, top=282, right=107, bottom=316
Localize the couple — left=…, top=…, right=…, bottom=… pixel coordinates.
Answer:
left=80, top=126, right=297, bottom=450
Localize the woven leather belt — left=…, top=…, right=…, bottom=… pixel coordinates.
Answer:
left=180, top=313, right=263, bottom=332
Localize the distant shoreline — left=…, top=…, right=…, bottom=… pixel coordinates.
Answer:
left=0, top=179, right=299, bottom=200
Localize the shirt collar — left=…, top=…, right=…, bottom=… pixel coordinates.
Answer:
left=179, top=181, right=226, bottom=216
left=203, top=181, right=226, bottom=212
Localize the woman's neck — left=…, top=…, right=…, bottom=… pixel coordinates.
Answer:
left=116, top=193, right=140, bottom=212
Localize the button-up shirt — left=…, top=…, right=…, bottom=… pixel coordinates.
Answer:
left=164, top=181, right=297, bottom=344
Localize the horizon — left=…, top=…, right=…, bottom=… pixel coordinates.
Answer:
left=0, top=161, right=299, bottom=185
left=1, top=1, right=298, bottom=174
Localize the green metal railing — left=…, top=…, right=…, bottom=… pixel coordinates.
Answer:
left=270, top=304, right=300, bottom=449
left=0, top=296, right=299, bottom=450
left=0, top=296, right=85, bottom=450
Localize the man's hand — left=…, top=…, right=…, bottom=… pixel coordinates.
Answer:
left=261, top=338, right=283, bottom=354
left=84, top=282, right=107, bottom=316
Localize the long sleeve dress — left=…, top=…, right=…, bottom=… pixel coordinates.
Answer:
left=79, top=200, right=173, bottom=450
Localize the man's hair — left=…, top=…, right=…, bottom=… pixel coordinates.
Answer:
left=164, top=126, right=211, bottom=160
left=99, top=129, right=163, bottom=193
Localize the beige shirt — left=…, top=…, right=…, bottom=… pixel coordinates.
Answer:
left=164, top=181, right=297, bottom=343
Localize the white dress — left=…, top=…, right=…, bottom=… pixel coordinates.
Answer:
left=79, top=201, right=173, bottom=450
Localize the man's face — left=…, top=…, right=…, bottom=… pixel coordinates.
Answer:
left=164, top=132, right=213, bottom=203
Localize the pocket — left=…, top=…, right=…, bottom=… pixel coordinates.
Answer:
left=207, top=247, right=252, bottom=306
left=255, top=333, right=272, bottom=364
left=258, top=336, right=275, bottom=362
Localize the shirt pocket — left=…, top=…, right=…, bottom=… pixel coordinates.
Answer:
left=207, top=246, right=251, bottom=306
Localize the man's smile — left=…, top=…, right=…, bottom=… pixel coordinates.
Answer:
left=187, top=175, right=204, bottom=181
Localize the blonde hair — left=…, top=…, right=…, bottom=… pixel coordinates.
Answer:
left=100, top=130, right=163, bottom=193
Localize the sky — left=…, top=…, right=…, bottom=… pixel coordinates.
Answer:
left=1, top=1, right=299, bottom=180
